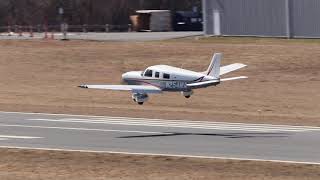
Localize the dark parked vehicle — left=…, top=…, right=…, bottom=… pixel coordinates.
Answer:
left=173, top=11, right=203, bottom=31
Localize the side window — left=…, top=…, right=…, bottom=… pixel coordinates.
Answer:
left=144, top=69, right=153, bottom=77
left=163, top=73, right=170, bottom=79
left=155, top=72, right=160, bottom=78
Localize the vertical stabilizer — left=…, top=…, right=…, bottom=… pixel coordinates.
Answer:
left=204, top=53, right=222, bottom=78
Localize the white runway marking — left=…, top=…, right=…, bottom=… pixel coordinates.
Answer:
left=26, top=117, right=320, bottom=132
left=0, top=135, right=42, bottom=139
left=0, top=123, right=169, bottom=134
left=2, top=110, right=320, bottom=131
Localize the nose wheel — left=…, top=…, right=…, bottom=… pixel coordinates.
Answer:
left=185, top=95, right=191, bottom=98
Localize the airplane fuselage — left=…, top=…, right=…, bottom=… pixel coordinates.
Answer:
left=122, top=66, right=217, bottom=92
left=123, top=72, right=190, bottom=91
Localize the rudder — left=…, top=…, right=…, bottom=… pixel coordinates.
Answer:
left=204, top=53, right=222, bottom=78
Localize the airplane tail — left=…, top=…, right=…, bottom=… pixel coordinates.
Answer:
left=203, top=53, right=222, bottom=79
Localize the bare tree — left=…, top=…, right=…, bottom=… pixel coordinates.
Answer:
left=0, top=0, right=201, bottom=26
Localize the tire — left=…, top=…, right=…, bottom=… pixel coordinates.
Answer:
left=185, top=95, right=191, bottom=98
left=138, top=102, right=144, bottom=105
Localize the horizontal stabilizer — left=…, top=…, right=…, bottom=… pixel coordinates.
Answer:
left=220, top=76, right=248, bottom=82
left=220, top=63, right=247, bottom=75
left=78, top=85, right=162, bottom=94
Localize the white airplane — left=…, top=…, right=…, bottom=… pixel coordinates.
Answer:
left=79, top=53, right=247, bottom=105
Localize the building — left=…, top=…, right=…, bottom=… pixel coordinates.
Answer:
left=130, top=10, right=172, bottom=32
left=202, top=0, right=320, bottom=38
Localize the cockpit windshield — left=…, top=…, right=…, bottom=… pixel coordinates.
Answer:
left=144, top=69, right=153, bottom=77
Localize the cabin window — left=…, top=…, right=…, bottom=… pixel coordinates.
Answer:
left=155, top=72, right=160, bottom=78
left=144, top=69, right=153, bottom=77
left=163, top=73, right=170, bottom=79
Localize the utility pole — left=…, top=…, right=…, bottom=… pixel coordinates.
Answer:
left=202, top=0, right=208, bottom=35
left=59, top=7, right=68, bottom=40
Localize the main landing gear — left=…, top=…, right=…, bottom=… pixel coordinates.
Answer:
left=132, top=93, right=148, bottom=105
left=181, top=91, right=193, bottom=99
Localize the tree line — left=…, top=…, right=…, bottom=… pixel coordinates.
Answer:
left=0, top=0, right=201, bottom=26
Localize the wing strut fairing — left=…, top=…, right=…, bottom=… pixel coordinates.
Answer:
left=187, top=76, right=247, bottom=89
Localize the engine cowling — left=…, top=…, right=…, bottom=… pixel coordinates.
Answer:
left=181, top=91, right=193, bottom=98
left=132, top=93, right=149, bottom=105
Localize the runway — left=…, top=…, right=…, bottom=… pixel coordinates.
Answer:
left=0, top=111, right=319, bottom=165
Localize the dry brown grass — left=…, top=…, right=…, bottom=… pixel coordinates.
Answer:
left=0, top=39, right=319, bottom=125
left=0, top=148, right=319, bottom=180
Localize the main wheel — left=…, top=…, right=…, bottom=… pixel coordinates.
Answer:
left=138, top=102, right=144, bottom=105
left=185, top=95, right=191, bottom=98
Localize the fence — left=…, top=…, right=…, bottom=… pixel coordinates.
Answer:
left=0, top=24, right=133, bottom=34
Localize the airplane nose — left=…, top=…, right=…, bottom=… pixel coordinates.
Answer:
left=122, top=72, right=128, bottom=80
left=122, top=73, right=130, bottom=84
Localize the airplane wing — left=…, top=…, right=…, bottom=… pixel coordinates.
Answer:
left=220, top=63, right=247, bottom=75
left=78, top=85, right=162, bottom=94
left=187, top=76, right=247, bottom=89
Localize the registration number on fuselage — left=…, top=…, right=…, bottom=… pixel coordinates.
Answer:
left=161, top=81, right=187, bottom=90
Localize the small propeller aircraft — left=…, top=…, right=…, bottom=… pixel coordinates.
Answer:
left=79, top=53, right=247, bottom=105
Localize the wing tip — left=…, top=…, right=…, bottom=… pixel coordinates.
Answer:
left=236, top=63, right=247, bottom=67
left=78, top=85, right=88, bottom=88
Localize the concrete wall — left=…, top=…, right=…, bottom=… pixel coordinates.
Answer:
left=203, top=0, right=320, bottom=38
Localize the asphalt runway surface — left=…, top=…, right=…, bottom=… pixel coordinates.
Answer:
left=0, top=32, right=202, bottom=41
left=0, top=111, right=319, bottom=165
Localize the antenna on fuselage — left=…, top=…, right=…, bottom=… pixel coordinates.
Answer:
left=180, top=63, right=185, bottom=69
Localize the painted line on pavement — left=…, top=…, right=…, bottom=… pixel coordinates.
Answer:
left=26, top=118, right=316, bottom=132
left=0, top=123, right=170, bottom=134
left=0, top=135, right=42, bottom=139
left=1, top=110, right=319, bottom=130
